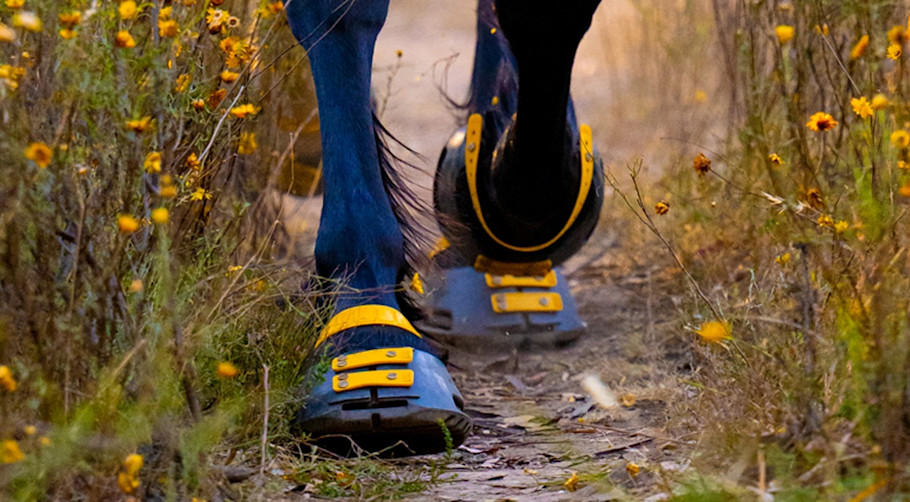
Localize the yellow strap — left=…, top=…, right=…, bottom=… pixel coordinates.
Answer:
left=491, top=292, right=564, bottom=313
left=485, top=269, right=558, bottom=288
left=315, top=305, right=421, bottom=348
left=333, top=369, right=414, bottom=392
left=332, top=347, right=414, bottom=372
left=473, top=255, right=553, bottom=276
left=465, top=114, right=595, bottom=253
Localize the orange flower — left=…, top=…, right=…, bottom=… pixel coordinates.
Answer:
left=115, top=30, right=136, bottom=49
left=118, top=215, right=140, bottom=234
left=654, top=201, right=669, bottom=215
left=25, top=142, right=52, bottom=168
left=692, top=153, right=711, bottom=175
left=806, top=111, right=837, bottom=132
left=216, top=362, right=239, bottom=378
left=696, top=321, right=731, bottom=343
left=229, top=103, right=259, bottom=119
left=850, top=35, right=869, bottom=60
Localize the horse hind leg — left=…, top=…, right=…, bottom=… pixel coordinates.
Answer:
left=424, top=0, right=604, bottom=349
left=283, top=0, right=470, bottom=455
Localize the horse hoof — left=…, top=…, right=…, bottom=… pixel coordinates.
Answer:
left=293, top=347, right=471, bottom=456
left=416, top=265, right=587, bottom=352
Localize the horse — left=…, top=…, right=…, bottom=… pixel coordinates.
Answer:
left=284, top=0, right=604, bottom=454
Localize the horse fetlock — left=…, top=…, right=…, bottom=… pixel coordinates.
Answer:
left=433, top=115, right=603, bottom=267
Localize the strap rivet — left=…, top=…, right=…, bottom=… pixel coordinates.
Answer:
left=338, top=381, right=349, bottom=389
left=337, top=373, right=348, bottom=381
left=539, top=297, right=549, bottom=306
left=585, top=153, right=593, bottom=162
left=336, top=360, right=347, bottom=368
left=467, top=142, right=476, bottom=152
left=386, top=350, right=397, bottom=358
left=387, top=372, right=398, bottom=380
left=492, top=276, right=502, bottom=285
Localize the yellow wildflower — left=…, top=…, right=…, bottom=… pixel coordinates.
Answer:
left=5, top=0, right=24, bottom=8
left=117, top=453, right=143, bottom=494
left=0, top=440, right=24, bottom=464
left=0, top=23, right=16, bottom=42
left=125, top=116, right=153, bottom=132
left=899, top=160, right=909, bottom=170
left=229, top=103, right=260, bottom=119
left=692, top=152, right=711, bottom=175
left=888, top=43, right=902, bottom=60
left=814, top=24, right=829, bottom=36
left=654, top=201, right=669, bottom=215
left=775, top=25, right=794, bottom=44
left=850, top=97, right=874, bottom=119
left=24, top=426, right=36, bottom=436
left=160, top=185, right=177, bottom=198
left=158, top=6, right=172, bottom=19
left=817, top=214, right=834, bottom=227
left=59, top=28, right=77, bottom=39
left=38, top=437, right=50, bottom=446
left=626, top=462, right=640, bottom=477
left=267, top=1, right=284, bottom=14
left=768, top=153, right=784, bottom=166
left=175, top=73, right=190, bottom=93
left=115, top=30, right=136, bottom=49
left=216, top=362, right=239, bottom=379
left=0, top=365, right=17, bottom=392
left=564, top=472, right=580, bottom=492
left=850, top=35, right=869, bottom=60
left=891, top=130, right=910, bottom=148
left=158, top=19, right=178, bottom=38
left=0, top=64, right=25, bottom=90
left=237, top=132, right=257, bottom=155
left=58, top=11, right=81, bottom=28
left=696, top=320, right=731, bottom=343
left=186, top=152, right=201, bottom=170
left=888, top=25, right=907, bottom=44
left=806, top=111, right=837, bottom=132
left=775, top=253, right=790, bottom=266
left=25, top=142, right=52, bottom=168
left=129, top=279, right=143, bottom=292
left=206, top=8, right=228, bottom=34
left=900, top=184, right=910, bottom=197
left=118, top=215, right=140, bottom=234
left=192, top=98, right=206, bottom=111
left=834, top=220, right=849, bottom=233
left=151, top=207, right=169, bottom=225
left=694, top=89, right=707, bottom=103
left=144, top=152, right=162, bottom=174
left=227, top=16, right=240, bottom=29
left=871, top=94, right=890, bottom=110
left=190, top=187, right=211, bottom=201
left=119, top=1, right=138, bottom=20
left=12, top=11, right=42, bottom=32
left=220, top=70, right=239, bottom=83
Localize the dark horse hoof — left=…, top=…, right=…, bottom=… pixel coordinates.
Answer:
left=293, top=346, right=471, bottom=456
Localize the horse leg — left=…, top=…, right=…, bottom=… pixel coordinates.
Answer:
left=437, top=0, right=602, bottom=265
left=426, top=0, right=603, bottom=348
left=284, top=0, right=470, bottom=454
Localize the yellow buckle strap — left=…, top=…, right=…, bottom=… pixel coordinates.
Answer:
left=315, top=305, right=422, bottom=348
left=332, top=347, right=414, bottom=372
left=491, top=292, right=563, bottom=313
left=333, top=369, right=414, bottom=393
left=485, top=269, right=558, bottom=288
left=464, top=114, right=595, bottom=253
left=473, top=255, right=553, bottom=277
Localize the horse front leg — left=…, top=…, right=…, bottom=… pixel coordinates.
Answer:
left=284, top=0, right=470, bottom=454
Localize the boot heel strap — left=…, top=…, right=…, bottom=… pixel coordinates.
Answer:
left=315, top=305, right=422, bottom=347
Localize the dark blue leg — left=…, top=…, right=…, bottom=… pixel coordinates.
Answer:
left=285, top=0, right=469, bottom=454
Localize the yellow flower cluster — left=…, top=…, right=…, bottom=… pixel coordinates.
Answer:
left=0, top=440, right=24, bottom=464
left=117, top=453, right=144, bottom=494
left=0, top=64, right=26, bottom=90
